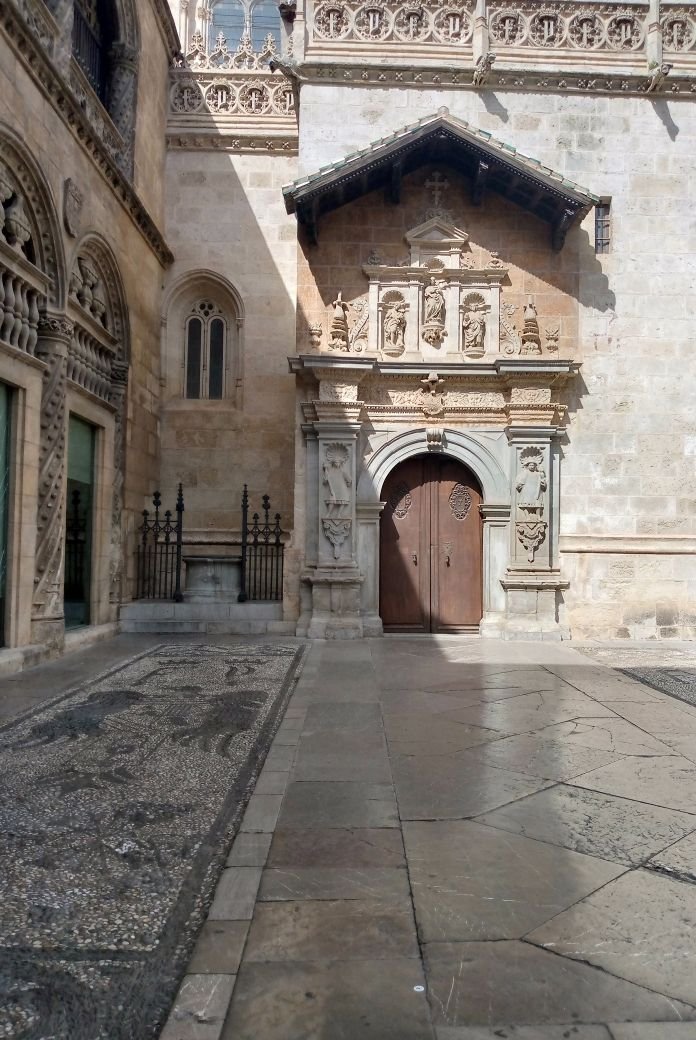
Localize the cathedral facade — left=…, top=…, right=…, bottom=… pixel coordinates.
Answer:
left=0, top=0, right=695, bottom=662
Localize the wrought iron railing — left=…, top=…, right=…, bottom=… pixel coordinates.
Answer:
left=134, top=486, right=184, bottom=601
left=65, top=489, right=88, bottom=601
left=72, top=3, right=105, bottom=102
left=238, top=486, right=284, bottom=602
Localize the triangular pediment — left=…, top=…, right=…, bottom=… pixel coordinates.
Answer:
left=405, top=217, right=469, bottom=247
left=283, top=109, right=600, bottom=251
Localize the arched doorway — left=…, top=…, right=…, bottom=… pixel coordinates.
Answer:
left=379, top=454, right=483, bottom=632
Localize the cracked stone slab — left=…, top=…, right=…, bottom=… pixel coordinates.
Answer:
left=258, top=866, right=410, bottom=903
left=464, top=731, right=623, bottom=782
left=435, top=1027, right=613, bottom=1039
left=276, top=782, right=399, bottom=829
left=222, top=959, right=434, bottom=1040
left=647, top=831, right=696, bottom=883
left=267, top=827, right=406, bottom=868
left=243, top=898, right=419, bottom=961
left=439, top=691, right=617, bottom=738
left=568, top=754, right=696, bottom=815
left=542, top=664, right=663, bottom=704
left=536, top=717, right=675, bottom=757
left=423, top=941, right=696, bottom=1026
left=608, top=1025, right=696, bottom=1039
left=392, top=750, right=553, bottom=820
left=478, top=784, right=696, bottom=867
left=526, top=868, right=696, bottom=1005
left=159, top=973, right=237, bottom=1040
left=403, top=820, right=624, bottom=941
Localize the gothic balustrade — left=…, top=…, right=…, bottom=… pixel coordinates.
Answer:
left=168, top=30, right=297, bottom=128
left=0, top=239, right=48, bottom=357
left=66, top=315, right=117, bottom=403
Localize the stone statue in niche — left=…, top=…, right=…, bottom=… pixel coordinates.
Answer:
left=516, top=449, right=547, bottom=518
left=329, top=291, right=350, bottom=351
left=462, top=294, right=487, bottom=358
left=424, top=278, right=445, bottom=323
left=515, top=447, right=548, bottom=563
left=422, top=278, right=447, bottom=347
left=383, top=297, right=407, bottom=355
left=322, top=442, right=352, bottom=517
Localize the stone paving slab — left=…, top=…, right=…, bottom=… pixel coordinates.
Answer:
left=527, top=868, right=696, bottom=1005
left=478, top=784, right=696, bottom=867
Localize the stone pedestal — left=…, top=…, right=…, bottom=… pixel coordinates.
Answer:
left=184, top=556, right=241, bottom=601
left=304, top=569, right=364, bottom=639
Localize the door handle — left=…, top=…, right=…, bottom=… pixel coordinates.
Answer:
left=411, top=553, right=417, bottom=565
left=445, top=554, right=450, bottom=567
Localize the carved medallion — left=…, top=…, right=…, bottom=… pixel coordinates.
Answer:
left=449, top=483, right=472, bottom=521
left=389, top=481, right=413, bottom=520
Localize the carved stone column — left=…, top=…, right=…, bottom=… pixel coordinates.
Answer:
left=32, top=315, right=72, bottom=648
left=109, top=359, right=128, bottom=605
left=502, top=425, right=569, bottom=640
left=107, top=43, right=138, bottom=173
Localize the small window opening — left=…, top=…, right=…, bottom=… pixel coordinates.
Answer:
left=595, top=201, right=611, bottom=255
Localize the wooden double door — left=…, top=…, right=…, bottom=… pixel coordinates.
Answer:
left=380, top=455, right=483, bottom=632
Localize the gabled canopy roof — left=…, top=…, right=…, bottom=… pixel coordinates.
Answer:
left=283, top=109, right=600, bottom=251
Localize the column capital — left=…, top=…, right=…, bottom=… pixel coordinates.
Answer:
left=37, top=314, right=73, bottom=346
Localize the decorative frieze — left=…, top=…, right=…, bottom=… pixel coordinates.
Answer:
left=488, top=4, right=647, bottom=52
left=168, top=29, right=298, bottom=148
left=312, top=0, right=475, bottom=45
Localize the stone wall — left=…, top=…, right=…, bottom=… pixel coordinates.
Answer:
left=161, top=150, right=298, bottom=542
left=0, top=2, right=172, bottom=640
left=296, top=84, right=696, bottom=638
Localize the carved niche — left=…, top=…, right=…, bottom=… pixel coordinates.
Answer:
left=514, top=446, right=548, bottom=563
left=362, top=215, right=506, bottom=360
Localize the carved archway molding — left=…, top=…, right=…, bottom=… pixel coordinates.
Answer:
left=0, top=121, right=67, bottom=311
left=162, top=267, right=245, bottom=398
left=68, top=231, right=130, bottom=604
left=357, top=426, right=509, bottom=506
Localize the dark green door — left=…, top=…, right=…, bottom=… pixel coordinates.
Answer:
left=65, top=415, right=95, bottom=628
left=0, top=384, right=11, bottom=645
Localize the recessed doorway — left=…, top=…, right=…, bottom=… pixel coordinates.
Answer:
left=379, top=454, right=483, bottom=632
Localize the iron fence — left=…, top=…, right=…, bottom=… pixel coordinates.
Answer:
left=65, top=489, right=88, bottom=602
left=238, top=486, right=284, bottom=602
left=134, top=486, right=184, bottom=601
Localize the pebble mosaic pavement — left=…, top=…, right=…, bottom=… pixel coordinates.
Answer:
left=0, top=642, right=302, bottom=1040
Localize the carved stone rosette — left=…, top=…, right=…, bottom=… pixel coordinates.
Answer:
left=32, top=317, right=72, bottom=645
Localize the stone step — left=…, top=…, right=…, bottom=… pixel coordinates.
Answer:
left=119, top=601, right=291, bottom=635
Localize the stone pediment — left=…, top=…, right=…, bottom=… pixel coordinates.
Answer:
left=405, top=217, right=468, bottom=246
left=405, top=217, right=469, bottom=269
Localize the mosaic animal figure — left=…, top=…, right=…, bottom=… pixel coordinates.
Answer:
left=169, top=689, right=264, bottom=758
left=7, top=688, right=144, bottom=749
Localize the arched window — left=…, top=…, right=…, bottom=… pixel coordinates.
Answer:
left=184, top=300, right=227, bottom=400
left=211, top=0, right=281, bottom=51
left=72, top=0, right=118, bottom=105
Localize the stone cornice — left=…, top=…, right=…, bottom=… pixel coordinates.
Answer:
left=300, top=61, right=696, bottom=97
left=166, top=132, right=298, bottom=154
left=150, top=0, right=182, bottom=63
left=288, top=355, right=580, bottom=379
left=0, top=0, right=174, bottom=268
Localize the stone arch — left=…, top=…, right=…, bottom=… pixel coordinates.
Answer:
left=358, top=427, right=509, bottom=506
left=68, top=231, right=130, bottom=362
left=0, top=121, right=66, bottom=311
left=162, top=268, right=245, bottom=400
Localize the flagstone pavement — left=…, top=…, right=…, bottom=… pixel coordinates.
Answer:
left=5, top=634, right=696, bottom=1039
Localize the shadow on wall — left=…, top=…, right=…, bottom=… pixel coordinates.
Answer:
left=159, top=99, right=298, bottom=542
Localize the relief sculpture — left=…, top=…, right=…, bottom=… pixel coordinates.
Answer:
left=515, top=447, right=548, bottom=562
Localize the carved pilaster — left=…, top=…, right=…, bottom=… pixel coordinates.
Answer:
left=107, top=43, right=138, bottom=171
left=109, top=359, right=128, bottom=604
left=32, top=315, right=72, bottom=647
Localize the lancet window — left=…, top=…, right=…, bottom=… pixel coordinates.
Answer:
left=185, top=300, right=227, bottom=400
